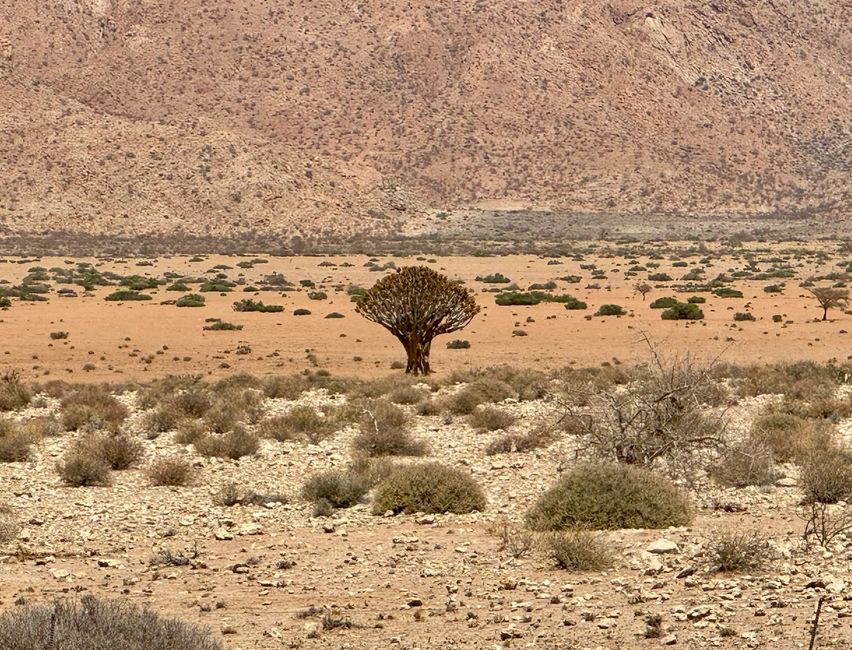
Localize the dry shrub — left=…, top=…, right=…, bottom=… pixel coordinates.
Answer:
left=57, top=452, right=111, bottom=487
left=0, top=370, right=31, bottom=412
left=262, top=374, right=310, bottom=400
left=20, top=416, right=61, bottom=439
left=710, top=438, right=779, bottom=488
left=751, top=410, right=834, bottom=463
left=75, top=433, right=144, bottom=470
left=467, top=406, right=516, bottom=432
left=0, top=505, right=20, bottom=543
left=545, top=529, right=613, bottom=571
left=0, top=420, right=33, bottom=463
left=352, top=399, right=427, bottom=457
left=526, top=464, right=692, bottom=531
left=372, top=462, right=486, bottom=514
left=214, top=482, right=287, bottom=507
left=258, top=406, right=336, bottom=443
left=349, top=376, right=405, bottom=399
left=415, top=399, right=441, bottom=416
left=736, top=362, right=839, bottom=400
left=202, top=402, right=240, bottom=434
left=174, top=419, right=206, bottom=445
left=563, top=344, right=727, bottom=472
left=448, top=366, right=548, bottom=401
left=485, top=426, right=559, bottom=455
left=388, top=385, right=426, bottom=405
left=194, top=426, right=259, bottom=459
left=0, top=596, right=223, bottom=650
left=782, top=395, right=852, bottom=422
left=800, top=448, right=852, bottom=504
left=444, top=378, right=517, bottom=415
left=169, top=390, right=212, bottom=419
left=60, top=387, right=128, bottom=432
left=147, top=456, right=195, bottom=486
left=136, top=375, right=207, bottom=409
left=302, top=469, right=371, bottom=511
left=707, top=531, right=771, bottom=572
left=488, top=520, right=534, bottom=559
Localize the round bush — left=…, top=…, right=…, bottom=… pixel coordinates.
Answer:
left=0, top=596, right=222, bottom=650
left=661, top=302, right=704, bottom=320
left=372, top=463, right=486, bottom=514
left=526, top=463, right=693, bottom=531
left=594, top=304, right=626, bottom=317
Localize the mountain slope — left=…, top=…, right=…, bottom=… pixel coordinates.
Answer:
left=1, top=0, right=849, bottom=241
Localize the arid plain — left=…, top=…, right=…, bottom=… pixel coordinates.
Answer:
left=1, top=241, right=851, bottom=649
left=0, top=247, right=849, bottom=382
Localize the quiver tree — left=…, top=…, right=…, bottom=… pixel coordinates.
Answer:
left=356, top=266, right=480, bottom=375
left=809, top=287, right=848, bottom=321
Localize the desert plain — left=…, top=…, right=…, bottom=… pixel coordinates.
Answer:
left=0, top=241, right=851, bottom=649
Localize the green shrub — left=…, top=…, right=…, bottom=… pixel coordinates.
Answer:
left=562, top=296, right=587, bottom=310
left=476, top=273, right=511, bottom=284
left=176, top=293, right=205, bottom=307
left=199, top=281, right=233, bottom=292
left=687, top=295, right=706, bottom=304
left=104, top=290, right=151, bottom=301
left=772, top=314, right=783, bottom=323
left=50, top=331, right=69, bottom=340
left=308, top=291, right=328, bottom=300
left=526, top=464, right=692, bottom=531
left=594, top=304, right=626, bottom=317
left=733, top=312, right=755, bottom=322
left=661, top=302, right=704, bottom=320
left=649, top=297, right=678, bottom=309
left=293, top=308, right=311, bottom=316
left=0, top=596, right=223, bottom=650
left=372, top=463, right=486, bottom=514
left=203, top=321, right=243, bottom=330
left=0, top=297, right=10, bottom=308
left=325, top=312, right=345, bottom=319
left=714, top=287, right=743, bottom=298
left=446, top=339, right=471, bottom=349
left=167, top=282, right=190, bottom=292
left=545, top=529, right=612, bottom=571
left=648, top=273, right=672, bottom=282
left=232, top=299, right=284, bottom=313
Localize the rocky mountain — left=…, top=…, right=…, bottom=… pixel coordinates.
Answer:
left=1, top=0, right=849, bottom=243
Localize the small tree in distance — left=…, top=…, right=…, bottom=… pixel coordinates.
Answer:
left=356, top=266, right=480, bottom=375
left=809, top=287, right=848, bottom=321
left=634, top=282, right=652, bottom=301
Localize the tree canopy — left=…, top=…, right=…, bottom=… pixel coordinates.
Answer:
left=356, top=266, right=480, bottom=374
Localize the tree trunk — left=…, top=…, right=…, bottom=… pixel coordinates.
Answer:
left=404, top=337, right=432, bottom=375
left=823, top=306, right=828, bottom=321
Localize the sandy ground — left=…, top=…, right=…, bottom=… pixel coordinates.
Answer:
left=0, top=248, right=848, bottom=384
